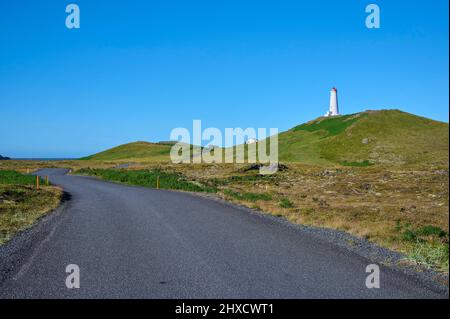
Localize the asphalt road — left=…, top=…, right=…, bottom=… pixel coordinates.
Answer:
left=0, top=168, right=447, bottom=298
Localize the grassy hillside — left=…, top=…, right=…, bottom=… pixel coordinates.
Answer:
left=277, top=109, right=449, bottom=166
left=81, top=110, right=449, bottom=166
left=80, top=141, right=173, bottom=161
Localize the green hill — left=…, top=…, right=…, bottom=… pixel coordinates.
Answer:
left=80, top=141, right=173, bottom=161
left=277, top=109, right=448, bottom=166
left=81, top=110, right=449, bottom=166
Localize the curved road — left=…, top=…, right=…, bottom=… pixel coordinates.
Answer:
left=0, top=169, right=447, bottom=298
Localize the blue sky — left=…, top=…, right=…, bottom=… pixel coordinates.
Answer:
left=0, top=0, right=448, bottom=158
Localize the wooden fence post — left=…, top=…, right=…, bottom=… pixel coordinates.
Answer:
left=36, top=175, right=39, bottom=190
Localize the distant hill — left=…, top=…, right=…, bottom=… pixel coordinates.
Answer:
left=80, top=141, right=172, bottom=161
left=81, top=110, right=449, bottom=166
left=0, top=154, right=10, bottom=160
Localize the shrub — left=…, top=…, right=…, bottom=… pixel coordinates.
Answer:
left=402, top=229, right=418, bottom=242
left=416, top=225, right=448, bottom=238
left=279, top=197, right=294, bottom=208
left=402, top=225, right=448, bottom=243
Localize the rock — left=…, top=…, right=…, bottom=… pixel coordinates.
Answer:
left=400, top=205, right=417, bottom=213
left=241, top=163, right=288, bottom=173
left=318, top=198, right=329, bottom=207
left=362, top=138, right=370, bottom=144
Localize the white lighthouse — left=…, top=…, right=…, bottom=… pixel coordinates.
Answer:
left=324, top=87, right=339, bottom=117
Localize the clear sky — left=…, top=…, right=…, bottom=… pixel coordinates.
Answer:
left=0, top=0, right=448, bottom=158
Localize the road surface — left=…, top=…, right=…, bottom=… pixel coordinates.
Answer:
left=0, top=169, right=447, bottom=298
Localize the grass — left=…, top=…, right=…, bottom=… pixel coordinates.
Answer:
left=293, top=113, right=361, bottom=136
left=80, top=141, right=172, bottom=161
left=0, top=170, right=62, bottom=245
left=399, top=223, right=448, bottom=243
left=278, top=110, right=448, bottom=165
left=396, top=222, right=449, bottom=271
left=75, top=168, right=217, bottom=193
left=279, top=197, right=294, bottom=208
left=416, top=225, right=448, bottom=238
left=223, top=189, right=272, bottom=202
left=0, top=170, right=47, bottom=185
left=342, top=160, right=373, bottom=167
left=407, top=241, right=449, bottom=272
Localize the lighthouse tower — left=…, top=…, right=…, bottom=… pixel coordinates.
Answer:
left=324, top=87, right=339, bottom=117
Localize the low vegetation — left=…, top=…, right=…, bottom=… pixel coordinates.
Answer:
left=342, top=160, right=373, bottom=167
left=223, top=189, right=272, bottom=202
left=0, top=171, right=62, bottom=245
left=0, top=170, right=47, bottom=185
left=408, top=241, right=449, bottom=272
left=293, top=113, right=362, bottom=136
left=279, top=197, right=294, bottom=208
left=75, top=168, right=217, bottom=193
